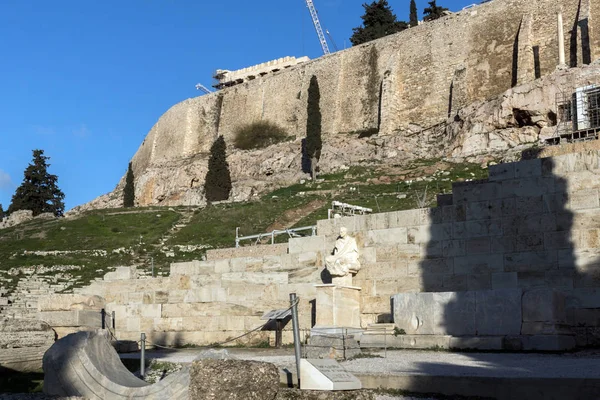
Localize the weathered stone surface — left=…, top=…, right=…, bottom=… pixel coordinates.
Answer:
left=43, top=330, right=189, bottom=399
left=0, top=319, right=55, bottom=349
left=189, top=359, right=278, bottom=400
left=0, top=346, right=52, bottom=372
left=37, top=294, right=105, bottom=312
left=522, top=289, right=566, bottom=323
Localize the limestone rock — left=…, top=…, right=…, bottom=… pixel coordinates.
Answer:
left=189, top=359, right=279, bottom=400
left=0, top=319, right=55, bottom=349
left=0, top=209, right=34, bottom=229
left=37, top=294, right=105, bottom=312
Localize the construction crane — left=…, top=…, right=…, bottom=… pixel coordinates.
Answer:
left=305, top=0, right=330, bottom=55
left=195, top=83, right=213, bottom=94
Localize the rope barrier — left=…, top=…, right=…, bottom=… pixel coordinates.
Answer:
left=141, top=298, right=301, bottom=351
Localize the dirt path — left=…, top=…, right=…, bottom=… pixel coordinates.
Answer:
left=265, top=199, right=327, bottom=232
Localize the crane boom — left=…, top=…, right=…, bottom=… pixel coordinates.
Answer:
left=305, top=0, right=330, bottom=55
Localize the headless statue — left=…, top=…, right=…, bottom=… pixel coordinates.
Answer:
left=325, top=227, right=360, bottom=286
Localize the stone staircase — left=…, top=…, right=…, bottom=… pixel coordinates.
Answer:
left=0, top=275, right=70, bottom=319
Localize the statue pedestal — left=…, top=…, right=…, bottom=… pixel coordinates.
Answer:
left=314, top=284, right=361, bottom=328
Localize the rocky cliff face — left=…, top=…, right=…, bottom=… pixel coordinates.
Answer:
left=74, top=0, right=600, bottom=212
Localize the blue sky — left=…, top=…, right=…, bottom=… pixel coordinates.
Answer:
left=0, top=0, right=476, bottom=211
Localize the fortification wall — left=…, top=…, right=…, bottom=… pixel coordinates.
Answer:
left=116, top=0, right=599, bottom=208
left=73, top=149, right=600, bottom=347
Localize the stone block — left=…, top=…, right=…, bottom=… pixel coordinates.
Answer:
left=170, top=260, right=212, bottom=275
left=288, top=236, right=325, bottom=254
left=395, top=334, right=451, bottom=349
left=366, top=228, right=407, bottom=245
left=449, top=336, right=503, bottom=350
left=500, top=177, right=554, bottom=198
left=516, top=233, right=544, bottom=251
left=139, top=304, right=162, bottom=319
left=490, top=236, right=516, bottom=253
left=488, top=163, right=515, bottom=181
left=38, top=310, right=102, bottom=328
left=491, top=272, right=518, bottom=289
left=521, top=322, right=572, bottom=335
left=408, top=257, right=453, bottom=275
left=569, top=189, right=600, bottom=210
left=184, top=287, right=227, bottom=303
left=474, top=289, right=522, bottom=335
left=517, top=272, right=546, bottom=288
left=441, top=274, right=469, bottom=292
left=394, top=209, right=422, bottom=227
left=468, top=274, right=492, bottom=290
left=453, top=219, right=501, bottom=239
left=465, top=237, right=490, bottom=254
left=515, top=195, right=543, bottom=215
left=315, top=285, right=361, bottom=328
left=442, top=239, right=466, bottom=257
left=514, top=158, right=542, bottom=178
left=221, top=272, right=288, bottom=285
left=466, top=200, right=502, bottom=221
left=522, top=288, right=566, bottom=322
left=544, top=270, right=574, bottom=289
left=543, top=192, right=569, bottom=213
left=566, top=288, right=600, bottom=308
left=408, top=224, right=451, bottom=244
left=452, top=181, right=501, bottom=204
left=37, top=294, right=105, bottom=312
left=579, top=229, right=600, bottom=249
left=104, top=266, right=135, bottom=281
left=214, top=259, right=231, bottom=273
left=453, top=253, right=503, bottom=275
left=520, top=335, right=576, bottom=351
left=504, top=251, right=557, bottom=272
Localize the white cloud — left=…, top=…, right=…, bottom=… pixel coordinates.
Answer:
left=73, top=124, right=91, bottom=138
left=0, top=169, right=12, bottom=190
left=32, top=125, right=56, bottom=135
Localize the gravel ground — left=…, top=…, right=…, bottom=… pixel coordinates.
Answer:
left=128, top=348, right=600, bottom=379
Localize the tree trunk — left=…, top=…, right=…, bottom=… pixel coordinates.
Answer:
left=311, top=156, right=318, bottom=180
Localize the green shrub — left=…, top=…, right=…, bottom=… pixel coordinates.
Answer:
left=233, top=121, right=288, bottom=150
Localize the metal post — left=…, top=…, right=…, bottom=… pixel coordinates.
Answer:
left=235, top=227, right=240, bottom=248
left=290, top=293, right=301, bottom=387
left=101, top=309, right=106, bottom=329
left=112, top=311, right=116, bottom=330
left=275, top=320, right=282, bottom=348
left=140, top=333, right=146, bottom=377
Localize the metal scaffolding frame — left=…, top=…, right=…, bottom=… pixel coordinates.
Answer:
left=547, top=84, right=600, bottom=145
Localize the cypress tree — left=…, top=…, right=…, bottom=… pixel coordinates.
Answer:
left=410, top=0, right=418, bottom=27
left=8, top=150, right=65, bottom=217
left=123, top=162, right=135, bottom=208
left=305, top=76, right=322, bottom=180
left=423, top=0, right=448, bottom=21
left=0, top=204, right=4, bottom=220
left=204, top=136, right=232, bottom=202
left=350, top=0, right=408, bottom=46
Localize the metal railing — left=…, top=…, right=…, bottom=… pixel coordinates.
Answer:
left=235, top=226, right=316, bottom=248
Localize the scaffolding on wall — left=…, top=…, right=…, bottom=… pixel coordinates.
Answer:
left=547, top=84, right=600, bottom=145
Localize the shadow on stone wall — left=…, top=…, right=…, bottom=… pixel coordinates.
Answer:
left=570, top=0, right=592, bottom=67
left=417, top=153, right=597, bottom=340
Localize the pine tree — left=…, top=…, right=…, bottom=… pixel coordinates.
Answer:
left=423, top=0, right=448, bottom=21
left=123, top=162, right=135, bottom=208
left=0, top=204, right=4, bottom=220
left=350, top=0, right=408, bottom=46
left=204, top=136, right=232, bottom=202
left=305, top=76, right=323, bottom=180
left=410, top=0, right=419, bottom=27
left=8, top=149, right=65, bottom=217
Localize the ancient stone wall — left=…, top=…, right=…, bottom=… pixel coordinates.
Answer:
left=73, top=149, right=600, bottom=347
left=116, top=0, right=600, bottom=208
